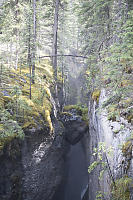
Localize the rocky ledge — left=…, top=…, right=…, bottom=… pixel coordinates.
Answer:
left=59, top=109, right=88, bottom=145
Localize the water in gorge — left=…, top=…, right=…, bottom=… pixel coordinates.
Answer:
left=52, top=137, right=89, bottom=200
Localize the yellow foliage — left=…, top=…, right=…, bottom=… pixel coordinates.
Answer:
left=86, top=71, right=90, bottom=76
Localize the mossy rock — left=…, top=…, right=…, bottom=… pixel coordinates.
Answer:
left=60, top=112, right=73, bottom=117
left=92, top=89, right=101, bottom=103
left=122, top=141, right=132, bottom=156
left=63, top=104, right=89, bottom=124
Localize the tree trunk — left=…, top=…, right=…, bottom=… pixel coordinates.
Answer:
left=52, top=0, right=59, bottom=79
left=52, top=0, right=60, bottom=108
left=28, top=2, right=32, bottom=99
left=32, top=0, right=36, bottom=84
left=60, top=60, right=64, bottom=110
left=10, top=39, right=13, bottom=68
left=15, top=0, right=19, bottom=70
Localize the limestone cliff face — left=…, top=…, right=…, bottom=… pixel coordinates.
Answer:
left=88, top=89, right=133, bottom=200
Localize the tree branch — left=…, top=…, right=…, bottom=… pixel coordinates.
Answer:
left=39, top=54, right=88, bottom=59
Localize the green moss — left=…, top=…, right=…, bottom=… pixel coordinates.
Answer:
left=16, top=61, right=54, bottom=131
left=92, top=89, right=101, bottom=103
left=0, top=59, right=55, bottom=151
left=64, top=105, right=78, bottom=111
left=22, top=120, right=37, bottom=129
left=0, top=134, right=17, bottom=151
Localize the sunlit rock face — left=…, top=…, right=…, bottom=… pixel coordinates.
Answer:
left=88, top=89, right=133, bottom=200
left=22, top=121, right=65, bottom=200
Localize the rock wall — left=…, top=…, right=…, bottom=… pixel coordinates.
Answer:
left=0, top=139, right=23, bottom=200
left=88, top=89, right=133, bottom=200
left=0, top=119, right=65, bottom=200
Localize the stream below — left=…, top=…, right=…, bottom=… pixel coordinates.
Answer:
left=52, top=136, right=88, bottom=200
